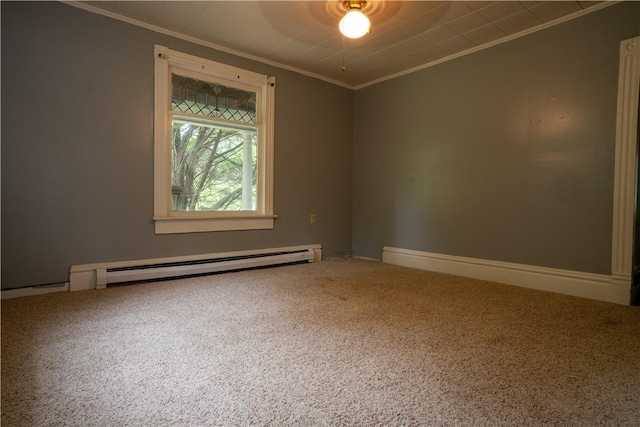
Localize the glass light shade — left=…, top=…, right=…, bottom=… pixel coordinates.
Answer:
left=339, top=9, right=370, bottom=39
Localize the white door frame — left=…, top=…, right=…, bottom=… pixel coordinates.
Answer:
left=611, top=36, right=640, bottom=305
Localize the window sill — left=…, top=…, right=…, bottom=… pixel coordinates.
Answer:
left=154, top=215, right=276, bottom=234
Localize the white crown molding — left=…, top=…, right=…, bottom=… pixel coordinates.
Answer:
left=354, top=1, right=618, bottom=90
left=61, top=1, right=354, bottom=90
left=383, top=246, right=627, bottom=305
left=62, top=1, right=617, bottom=91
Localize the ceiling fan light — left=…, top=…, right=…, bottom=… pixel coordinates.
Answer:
left=339, top=9, right=370, bottom=39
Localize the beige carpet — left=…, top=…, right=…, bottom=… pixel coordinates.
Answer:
left=2, top=258, right=640, bottom=426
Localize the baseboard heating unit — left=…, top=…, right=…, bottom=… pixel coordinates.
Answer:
left=69, top=244, right=322, bottom=291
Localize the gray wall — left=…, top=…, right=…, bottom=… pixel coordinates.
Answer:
left=353, top=2, right=640, bottom=274
left=1, top=2, right=353, bottom=289
left=3, top=2, right=638, bottom=290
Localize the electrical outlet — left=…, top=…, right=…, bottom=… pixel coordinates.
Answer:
left=310, top=214, right=316, bottom=224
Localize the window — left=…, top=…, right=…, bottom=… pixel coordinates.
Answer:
left=154, top=45, right=275, bottom=234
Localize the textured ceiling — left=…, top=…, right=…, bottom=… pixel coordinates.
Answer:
left=77, top=1, right=607, bottom=88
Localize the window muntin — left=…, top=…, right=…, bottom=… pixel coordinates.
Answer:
left=154, top=45, right=275, bottom=234
left=171, top=73, right=257, bottom=124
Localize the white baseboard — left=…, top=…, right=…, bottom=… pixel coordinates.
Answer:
left=383, top=246, right=629, bottom=305
left=2, top=282, right=70, bottom=299
left=351, top=256, right=382, bottom=262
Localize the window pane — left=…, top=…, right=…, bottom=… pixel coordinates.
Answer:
left=171, top=120, right=257, bottom=212
left=171, top=74, right=257, bottom=124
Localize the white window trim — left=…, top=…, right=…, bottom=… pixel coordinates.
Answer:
left=153, top=45, right=275, bottom=234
